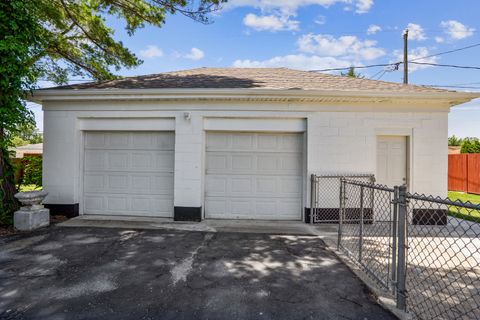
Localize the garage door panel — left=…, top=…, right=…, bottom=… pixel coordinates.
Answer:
left=84, top=195, right=104, bottom=211
left=84, top=131, right=174, bottom=217
left=254, top=201, right=276, bottom=214
left=232, top=134, right=254, bottom=149
left=281, top=135, right=303, bottom=151
left=106, top=151, right=129, bottom=170
left=85, top=173, right=173, bottom=195
left=84, top=194, right=173, bottom=216
left=257, top=155, right=279, bottom=171
left=85, top=132, right=106, bottom=148
left=205, top=176, right=227, bottom=194
left=205, top=199, right=227, bottom=216
left=279, top=176, right=303, bottom=194
left=84, top=174, right=105, bottom=190
left=108, top=133, right=130, bottom=147
left=207, top=133, right=302, bottom=153
left=231, top=199, right=252, bottom=215
left=206, top=153, right=301, bottom=175
left=257, top=134, right=278, bottom=149
left=205, top=132, right=303, bottom=220
left=107, top=174, right=129, bottom=190
left=256, top=177, right=276, bottom=193
left=277, top=200, right=302, bottom=216
left=230, top=177, right=253, bottom=193
left=231, top=155, right=253, bottom=170
left=85, top=150, right=105, bottom=170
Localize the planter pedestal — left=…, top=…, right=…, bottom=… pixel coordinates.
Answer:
left=14, top=190, right=50, bottom=231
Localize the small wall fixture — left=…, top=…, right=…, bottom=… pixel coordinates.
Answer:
left=184, top=112, right=191, bottom=120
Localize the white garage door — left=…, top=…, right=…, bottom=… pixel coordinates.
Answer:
left=205, top=132, right=304, bottom=220
left=83, top=132, right=174, bottom=217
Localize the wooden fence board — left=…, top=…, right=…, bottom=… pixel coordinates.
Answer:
left=448, top=154, right=468, bottom=192
left=448, top=153, right=480, bottom=195
left=467, top=154, right=480, bottom=195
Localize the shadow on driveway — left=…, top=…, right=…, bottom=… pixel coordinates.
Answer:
left=0, top=226, right=395, bottom=320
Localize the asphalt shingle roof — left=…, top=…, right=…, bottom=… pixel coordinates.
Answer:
left=52, top=67, right=448, bottom=93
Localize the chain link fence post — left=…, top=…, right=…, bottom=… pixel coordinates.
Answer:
left=391, top=186, right=399, bottom=293
left=396, top=184, right=408, bottom=311
left=359, top=185, right=364, bottom=263
left=310, top=174, right=316, bottom=225
left=338, top=177, right=346, bottom=250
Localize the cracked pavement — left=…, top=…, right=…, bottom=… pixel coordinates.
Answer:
left=0, top=226, right=395, bottom=320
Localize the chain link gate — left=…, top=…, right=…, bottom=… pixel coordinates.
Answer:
left=328, top=178, right=480, bottom=320
left=310, top=174, right=375, bottom=224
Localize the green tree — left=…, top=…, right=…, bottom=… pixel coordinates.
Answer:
left=448, top=135, right=464, bottom=147
left=11, top=123, right=43, bottom=147
left=460, top=138, right=480, bottom=154
left=0, top=0, right=225, bottom=224
left=341, top=67, right=364, bottom=79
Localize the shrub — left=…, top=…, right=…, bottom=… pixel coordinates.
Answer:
left=460, top=138, right=480, bottom=154
left=22, top=156, right=42, bottom=187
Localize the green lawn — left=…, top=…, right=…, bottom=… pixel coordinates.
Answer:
left=448, top=191, right=480, bottom=222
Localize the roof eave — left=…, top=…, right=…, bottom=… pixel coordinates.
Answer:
left=29, top=88, right=480, bottom=106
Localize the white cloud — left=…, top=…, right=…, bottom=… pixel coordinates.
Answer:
left=440, top=20, right=475, bottom=40
left=435, top=36, right=444, bottom=43
left=243, top=13, right=299, bottom=31
left=314, top=15, right=326, bottom=25
left=297, top=33, right=385, bottom=60
left=184, top=47, right=205, bottom=60
left=405, top=23, right=427, bottom=41
left=355, top=0, right=373, bottom=13
left=233, top=54, right=353, bottom=71
left=227, top=0, right=374, bottom=15
left=367, top=24, right=381, bottom=35
left=393, top=47, right=438, bottom=72
left=232, top=32, right=386, bottom=72
left=139, top=45, right=163, bottom=58
left=173, top=47, right=205, bottom=60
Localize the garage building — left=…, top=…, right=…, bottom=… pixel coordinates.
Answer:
left=31, top=68, right=477, bottom=221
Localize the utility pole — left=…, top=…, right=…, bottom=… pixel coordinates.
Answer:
left=403, top=29, right=409, bottom=84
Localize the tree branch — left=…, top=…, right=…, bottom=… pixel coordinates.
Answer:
left=57, top=0, right=113, bottom=56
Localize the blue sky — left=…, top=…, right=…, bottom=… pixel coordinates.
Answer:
left=30, top=0, right=480, bottom=137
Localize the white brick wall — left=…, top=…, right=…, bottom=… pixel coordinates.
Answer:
left=42, top=100, right=449, bottom=215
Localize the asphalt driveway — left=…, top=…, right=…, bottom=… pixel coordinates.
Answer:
left=0, top=226, right=394, bottom=320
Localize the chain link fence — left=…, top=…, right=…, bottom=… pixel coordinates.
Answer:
left=337, top=179, right=396, bottom=291
left=405, top=193, right=480, bottom=320
left=317, top=176, right=480, bottom=320
left=310, top=174, right=374, bottom=223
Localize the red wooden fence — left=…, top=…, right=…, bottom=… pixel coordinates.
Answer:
left=448, top=153, right=480, bottom=194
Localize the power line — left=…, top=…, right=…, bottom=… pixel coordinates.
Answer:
left=410, top=42, right=480, bottom=62
left=368, top=69, right=384, bottom=80
left=310, top=63, right=398, bottom=72
left=419, top=85, right=480, bottom=89
left=374, top=70, right=387, bottom=81
left=410, top=62, right=480, bottom=70
left=311, top=41, right=480, bottom=73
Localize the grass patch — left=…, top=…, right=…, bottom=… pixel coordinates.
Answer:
left=448, top=191, right=480, bottom=223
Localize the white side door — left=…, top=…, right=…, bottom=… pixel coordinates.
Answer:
left=376, top=136, right=408, bottom=187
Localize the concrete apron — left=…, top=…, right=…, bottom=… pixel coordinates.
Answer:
left=57, top=217, right=405, bottom=318
left=58, top=215, right=322, bottom=236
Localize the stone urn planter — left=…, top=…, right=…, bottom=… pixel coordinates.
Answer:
left=14, top=190, right=50, bottom=231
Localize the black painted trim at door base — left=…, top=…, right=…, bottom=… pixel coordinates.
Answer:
left=44, top=204, right=79, bottom=218
left=174, top=206, right=202, bottom=222
left=304, top=208, right=311, bottom=223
